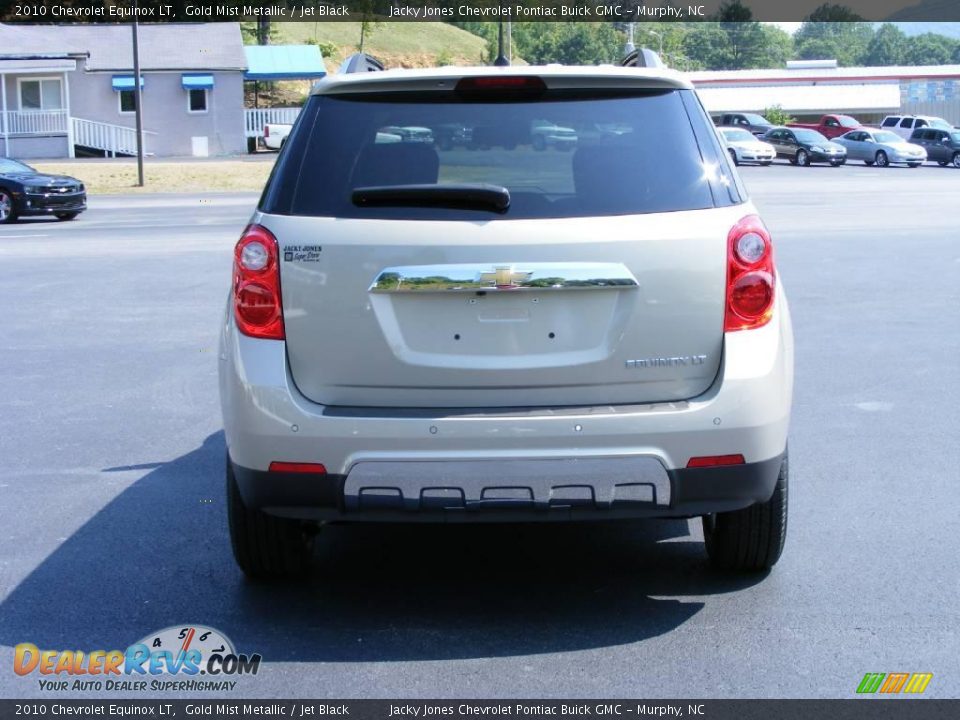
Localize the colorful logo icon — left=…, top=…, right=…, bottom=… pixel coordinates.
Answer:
left=14, top=624, right=260, bottom=679
left=857, top=672, right=933, bottom=694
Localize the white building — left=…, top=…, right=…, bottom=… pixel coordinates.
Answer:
left=688, top=60, right=960, bottom=125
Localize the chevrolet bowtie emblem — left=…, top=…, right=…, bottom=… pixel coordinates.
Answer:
left=478, top=266, right=533, bottom=289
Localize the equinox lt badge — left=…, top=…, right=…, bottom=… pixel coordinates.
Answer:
left=626, top=355, right=707, bottom=368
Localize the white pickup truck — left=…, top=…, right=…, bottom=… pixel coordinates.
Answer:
left=262, top=123, right=292, bottom=150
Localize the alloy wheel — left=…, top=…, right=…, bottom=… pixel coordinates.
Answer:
left=0, top=191, right=12, bottom=223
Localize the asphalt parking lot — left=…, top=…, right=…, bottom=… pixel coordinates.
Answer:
left=1, top=162, right=958, bottom=699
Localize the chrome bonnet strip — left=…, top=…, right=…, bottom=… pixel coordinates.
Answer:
left=370, top=263, right=639, bottom=293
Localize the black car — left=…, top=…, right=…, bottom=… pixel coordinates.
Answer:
left=0, top=157, right=86, bottom=224
left=761, top=127, right=847, bottom=166
left=714, top=112, right=775, bottom=137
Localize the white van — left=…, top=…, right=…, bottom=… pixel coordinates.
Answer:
left=880, top=114, right=954, bottom=140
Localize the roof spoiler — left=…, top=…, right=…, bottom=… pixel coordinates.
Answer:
left=621, top=48, right=665, bottom=69
left=338, top=52, right=384, bottom=74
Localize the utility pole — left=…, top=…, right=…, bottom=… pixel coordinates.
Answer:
left=132, top=0, right=145, bottom=187
left=493, top=7, right=509, bottom=67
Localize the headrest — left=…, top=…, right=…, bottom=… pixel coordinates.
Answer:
left=572, top=145, right=641, bottom=209
left=350, top=142, right=440, bottom=188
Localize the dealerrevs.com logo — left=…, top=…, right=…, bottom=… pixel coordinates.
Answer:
left=14, top=625, right=261, bottom=692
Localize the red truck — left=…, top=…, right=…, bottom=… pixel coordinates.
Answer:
left=787, top=114, right=868, bottom=139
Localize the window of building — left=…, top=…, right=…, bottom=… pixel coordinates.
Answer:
left=119, top=90, right=137, bottom=114
left=187, top=88, right=208, bottom=113
left=18, top=78, right=63, bottom=111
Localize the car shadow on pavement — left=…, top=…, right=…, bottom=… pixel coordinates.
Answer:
left=0, top=432, right=767, bottom=662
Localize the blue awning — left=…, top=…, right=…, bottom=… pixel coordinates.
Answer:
left=111, top=75, right=144, bottom=91
left=182, top=73, right=214, bottom=90
left=244, top=45, right=326, bottom=81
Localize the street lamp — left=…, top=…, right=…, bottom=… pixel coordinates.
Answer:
left=646, top=29, right=664, bottom=57
left=624, top=23, right=636, bottom=55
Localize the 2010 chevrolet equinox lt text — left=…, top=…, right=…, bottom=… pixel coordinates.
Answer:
left=218, top=56, right=794, bottom=579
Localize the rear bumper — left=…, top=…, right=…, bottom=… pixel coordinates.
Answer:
left=219, top=286, right=793, bottom=521
left=232, top=452, right=785, bottom=522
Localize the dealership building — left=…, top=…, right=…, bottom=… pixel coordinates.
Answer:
left=688, top=60, right=960, bottom=125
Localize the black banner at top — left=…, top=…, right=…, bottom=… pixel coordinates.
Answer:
left=1, top=0, right=960, bottom=23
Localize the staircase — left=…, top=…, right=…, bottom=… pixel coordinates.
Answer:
left=71, top=117, right=155, bottom=157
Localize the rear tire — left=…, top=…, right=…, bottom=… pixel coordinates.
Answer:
left=227, top=456, right=315, bottom=580
left=953, top=152, right=960, bottom=169
left=796, top=149, right=809, bottom=167
left=703, top=451, right=788, bottom=573
left=876, top=150, right=889, bottom=168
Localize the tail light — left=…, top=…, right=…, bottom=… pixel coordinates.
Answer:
left=455, top=75, right=546, bottom=100
left=233, top=224, right=284, bottom=340
left=687, top=454, right=745, bottom=468
left=725, top=215, right=776, bottom=332
left=264, top=126, right=269, bottom=138
left=269, top=462, right=326, bottom=474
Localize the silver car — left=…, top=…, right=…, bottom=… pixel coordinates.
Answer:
left=834, top=129, right=927, bottom=167
left=719, top=127, right=776, bottom=166
left=219, top=61, right=794, bottom=579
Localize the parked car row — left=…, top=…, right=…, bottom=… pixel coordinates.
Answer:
left=715, top=113, right=960, bottom=169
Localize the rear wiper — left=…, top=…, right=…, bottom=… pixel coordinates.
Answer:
left=352, top=184, right=510, bottom=213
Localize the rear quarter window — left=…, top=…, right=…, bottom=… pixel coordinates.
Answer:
left=261, top=87, right=740, bottom=220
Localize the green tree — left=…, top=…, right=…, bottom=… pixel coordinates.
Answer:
left=715, top=1, right=768, bottom=69
left=865, top=23, right=907, bottom=66
left=763, top=105, right=795, bottom=125
left=902, top=33, right=958, bottom=66
left=683, top=24, right=733, bottom=69
left=679, top=3, right=792, bottom=71
left=511, top=23, right=624, bottom=66
left=756, top=24, right=794, bottom=68
left=794, top=4, right=874, bottom=66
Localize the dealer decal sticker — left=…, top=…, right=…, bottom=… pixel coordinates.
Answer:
left=13, top=624, right=260, bottom=693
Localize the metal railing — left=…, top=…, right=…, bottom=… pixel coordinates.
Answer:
left=71, top=117, right=155, bottom=157
left=244, top=107, right=301, bottom=138
left=0, top=109, right=69, bottom=135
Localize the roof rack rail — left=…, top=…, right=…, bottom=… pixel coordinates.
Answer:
left=621, top=48, right=665, bottom=69
left=338, top=52, right=385, bottom=74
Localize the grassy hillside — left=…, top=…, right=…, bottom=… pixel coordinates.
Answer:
left=251, top=21, right=488, bottom=68
left=243, top=21, right=488, bottom=107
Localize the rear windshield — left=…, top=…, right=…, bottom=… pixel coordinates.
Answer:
left=261, top=88, right=740, bottom=220
left=743, top=114, right=770, bottom=126
left=793, top=128, right=829, bottom=144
